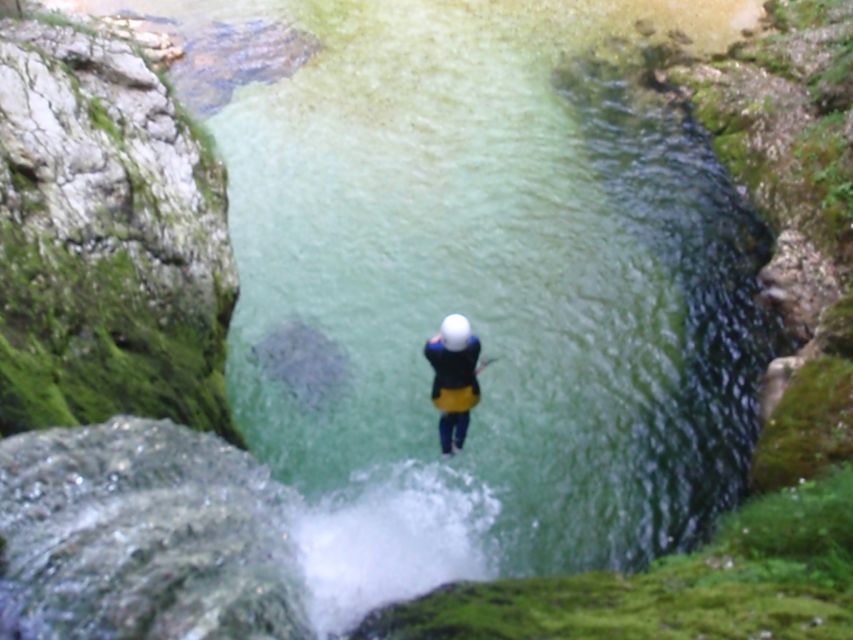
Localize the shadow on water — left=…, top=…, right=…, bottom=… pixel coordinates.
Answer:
left=551, top=49, right=796, bottom=569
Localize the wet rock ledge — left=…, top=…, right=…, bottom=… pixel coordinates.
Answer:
left=0, top=417, right=313, bottom=638
left=0, top=11, right=243, bottom=445
left=664, top=0, right=852, bottom=493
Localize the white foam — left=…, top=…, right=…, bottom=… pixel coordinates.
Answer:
left=291, top=460, right=501, bottom=638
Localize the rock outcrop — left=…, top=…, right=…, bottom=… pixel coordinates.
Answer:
left=167, top=19, right=320, bottom=117
left=0, top=16, right=243, bottom=444
left=663, top=0, right=852, bottom=492
left=0, top=416, right=313, bottom=639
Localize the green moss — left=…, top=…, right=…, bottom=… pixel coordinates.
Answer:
left=751, top=357, right=853, bottom=493
left=353, top=469, right=853, bottom=639
left=8, top=163, right=44, bottom=216
left=810, top=37, right=853, bottom=111
left=9, top=165, right=35, bottom=193
left=354, top=565, right=852, bottom=639
left=155, top=69, right=221, bottom=166
left=0, top=217, right=244, bottom=447
left=686, top=66, right=777, bottom=141
left=690, top=83, right=729, bottom=134
left=87, top=96, right=123, bottom=145
left=821, top=292, right=853, bottom=357
left=767, top=0, right=850, bottom=31
left=791, top=113, right=853, bottom=245
left=732, top=35, right=797, bottom=81
left=717, top=465, right=853, bottom=590
left=178, top=107, right=227, bottom=212
left=816, top=39, right=853, bottom=88
left=0, top=333, right=77, bottom=433
left=711, top=131, right=768, bottom=196
left=55, top=325, right=238, bottom=444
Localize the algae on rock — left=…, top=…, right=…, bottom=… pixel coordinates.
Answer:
left=0, top=17, right=243, bottom=445
left=751, top=356, right=853, bottom=492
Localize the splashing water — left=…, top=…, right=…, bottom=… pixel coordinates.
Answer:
left=292, top=461, right=501, bottom=635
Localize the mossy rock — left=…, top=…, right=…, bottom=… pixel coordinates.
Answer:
left=353, top=574, right=851, bottom=639
left=668, top=0, right=852, bottom=262
left=768, top=0, right=853, bottom=31
left=718, top=464, right=853, bottom=589
left=820, top=291, right=853, bottom=357
left=751, top=356, right=853, bottom=493
left=789, top=112, right=853, bottom=254
left=712, top=131, right=766, bottom=194
left=0, top=226, right=240, bottom=445
left=352, top=469, right=853, bottom=639
left=810, top=37, right=853, bottom=112
left=730, top=34, right=797, bottom=82
left=0, top=23, right=243, bottom=447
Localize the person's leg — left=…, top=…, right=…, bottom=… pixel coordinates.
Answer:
left=454, top=412, right=470, bottom=450
left=439, top=413, right=455, bottom=455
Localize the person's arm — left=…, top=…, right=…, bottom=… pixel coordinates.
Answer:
left=425, top=335, right=442, bottom=366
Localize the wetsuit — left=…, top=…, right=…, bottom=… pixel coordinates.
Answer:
left=424, top=336, right=481, bottom=454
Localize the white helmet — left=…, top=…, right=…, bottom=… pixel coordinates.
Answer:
left=440, top=314, right=472, bottom=352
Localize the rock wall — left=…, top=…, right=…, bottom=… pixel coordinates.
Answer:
left=0, top=16, right=243, bottom=445
left=665, top=0, right=852, bottom=492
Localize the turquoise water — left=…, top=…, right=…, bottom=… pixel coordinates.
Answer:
left=218, top=0, right=684, bottom=573
left=206, top=3, right=786, bottom=633
left=55, top=0, right=785, bottom=634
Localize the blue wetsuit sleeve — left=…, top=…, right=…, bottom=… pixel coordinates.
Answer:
left=425, top=340, right=443, bottom=367
left=471, top=336, right=481, bottom=362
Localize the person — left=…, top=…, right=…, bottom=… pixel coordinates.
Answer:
left=424, top=314, right=481, bottom=456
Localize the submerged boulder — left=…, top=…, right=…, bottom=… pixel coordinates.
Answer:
left=0, top=416, right=314, bottom=639
left=168, top=18, right=320, bottom=117
left=253, top=318, right=350, bottom=410
left=0, top=16, right=242, bottom=444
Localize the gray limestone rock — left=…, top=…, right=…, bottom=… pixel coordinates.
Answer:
left=0, top=416, right=314, bottom=639
left=758, top=229, right=842, bottom=341
left=759, top=354, right=807, bottom=420
left=0, top=17, right=241, bottom=443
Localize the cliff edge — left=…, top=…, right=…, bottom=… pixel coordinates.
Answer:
left=0, top=13, right=243, bottom=446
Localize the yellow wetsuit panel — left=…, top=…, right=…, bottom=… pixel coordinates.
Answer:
left=432, top=386, right=480, bottom=413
